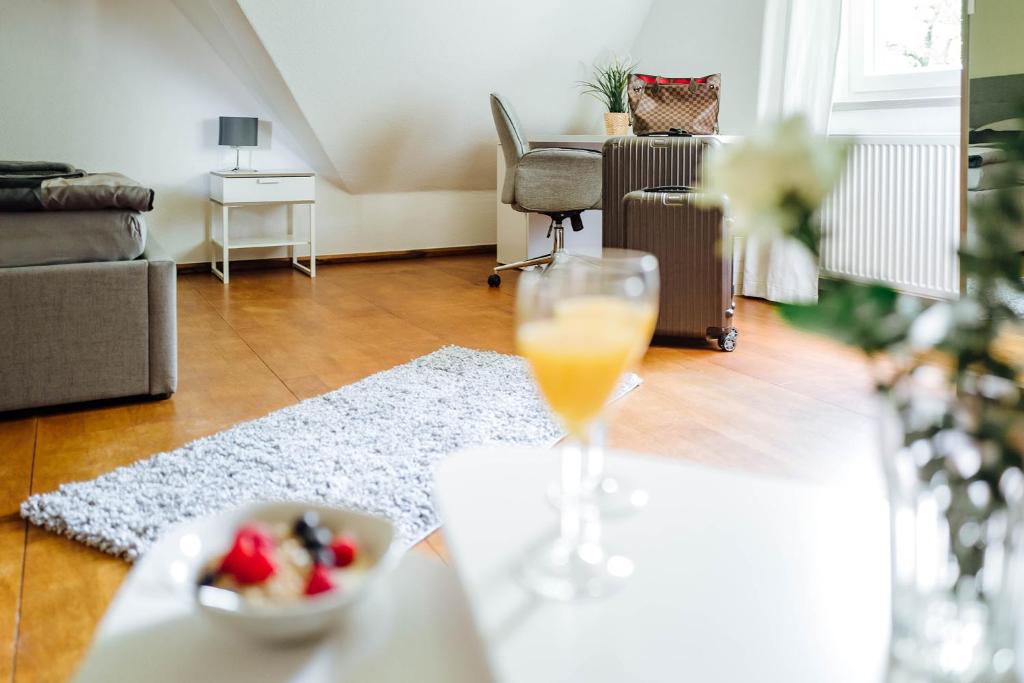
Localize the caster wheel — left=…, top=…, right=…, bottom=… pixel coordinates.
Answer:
left=487, top=273, right=502, bottom=288
left=718, top=328, right=738, bottom=352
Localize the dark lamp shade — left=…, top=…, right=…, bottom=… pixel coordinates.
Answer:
left=218, top=116, right=258, bottom=147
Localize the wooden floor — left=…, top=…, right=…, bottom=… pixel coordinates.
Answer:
left=0, top=254, right=878, bottom=682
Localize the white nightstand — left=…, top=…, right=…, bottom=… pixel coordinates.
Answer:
left=208, top=170, right=316, bottom=283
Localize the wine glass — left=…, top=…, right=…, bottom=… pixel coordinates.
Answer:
left=515, top=251, right=659, bottom=600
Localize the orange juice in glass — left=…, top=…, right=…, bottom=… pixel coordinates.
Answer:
left=518, top=297, right=644, bottom=436
left=551, top=295, right=659, bottom=370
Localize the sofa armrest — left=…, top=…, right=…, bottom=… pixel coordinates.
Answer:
left=142, top=237, right=177, bottom=396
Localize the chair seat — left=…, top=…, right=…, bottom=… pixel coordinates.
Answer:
left=513, top=148, right=602, bottom=214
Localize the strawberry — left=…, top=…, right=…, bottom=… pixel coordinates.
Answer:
left=232, top=547, right=276, bottom=584
left=305, top=564, right=335, bottom=596
left=330, top=536, right=358, bottom=568
left=235, top=524, right=273, bottom=551
left=219, top=526, right=277, bottom=584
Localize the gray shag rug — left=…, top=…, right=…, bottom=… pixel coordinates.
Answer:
left=21, top=346, right=640, bottom=561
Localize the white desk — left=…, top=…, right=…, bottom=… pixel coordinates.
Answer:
left=495, top=135, right=742, bottom=265
left=208, top=170, right=316, bottom=284
left=437, top=446, right=891, bottom=683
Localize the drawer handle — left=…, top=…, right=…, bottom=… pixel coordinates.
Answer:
left=256, top=179, right=281, bottom=184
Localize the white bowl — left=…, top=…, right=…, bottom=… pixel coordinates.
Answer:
left=175, top=502, right=400, bottom=643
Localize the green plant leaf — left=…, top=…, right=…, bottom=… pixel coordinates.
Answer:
left=778, top=280, right=911, bottom=355
left=577, top=57, right=636, bottom=113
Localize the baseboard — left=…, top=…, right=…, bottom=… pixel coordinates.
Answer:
left=176, top=244, right=497, bottom=274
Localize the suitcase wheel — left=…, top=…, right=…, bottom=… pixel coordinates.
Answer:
left=487, top=273, right=502, bottom=288
left=717, top=328, right=738, bottom=352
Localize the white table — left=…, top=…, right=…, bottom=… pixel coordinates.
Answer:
left=75, top=544, right=493, bottom=682
left=208, top=170, right=316, bottom=284
left=436, top=447, right=891, bottom=683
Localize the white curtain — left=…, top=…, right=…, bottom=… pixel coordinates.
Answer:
left=736, top=0, right=844, bottom=303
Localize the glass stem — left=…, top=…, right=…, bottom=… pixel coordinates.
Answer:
left=583, top=419, right=607, bottom=495
left=559, top=430, right=590, bottom=547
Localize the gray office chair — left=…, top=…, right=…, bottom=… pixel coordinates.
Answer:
left=488, top=93, right=602, bottom=287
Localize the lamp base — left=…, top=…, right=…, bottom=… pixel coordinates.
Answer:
left=224, top=147, right=256, bottom=173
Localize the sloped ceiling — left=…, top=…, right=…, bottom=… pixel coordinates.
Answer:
left=235, top=0, right=653, bottom=193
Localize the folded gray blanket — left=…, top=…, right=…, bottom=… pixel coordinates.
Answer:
left=0, top=161, right=85, bottom=189
left=41, top=173, right=154, bottom=212
left=0, top=164, right=154, bottom=212
left=0, top=161, right=78, bottom=173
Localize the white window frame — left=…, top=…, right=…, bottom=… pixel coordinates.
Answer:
left=835, top=0, right=962, bottom=107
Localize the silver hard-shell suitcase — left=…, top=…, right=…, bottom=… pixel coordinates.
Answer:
left=622, top=186, right=737, bottom=351
left=601, top=136, right=720, bottom=249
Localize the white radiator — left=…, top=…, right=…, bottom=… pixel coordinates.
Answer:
left=820, top=136, right=961, bottom=299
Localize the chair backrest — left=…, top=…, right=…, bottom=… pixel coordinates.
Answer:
left=490, top=93, right=528, bottom=205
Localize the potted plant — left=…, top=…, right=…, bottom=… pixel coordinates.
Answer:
left=579, top=55, right=636, bottom=136
left=703, top=116, right=1024, bottom=682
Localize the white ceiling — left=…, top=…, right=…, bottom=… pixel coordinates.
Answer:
left=235, top=0, right=653, bottom=193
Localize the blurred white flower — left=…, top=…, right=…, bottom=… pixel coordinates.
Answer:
left=701, top=116, right=850, bottom=241
left=908, top=301, right=952, bottom=351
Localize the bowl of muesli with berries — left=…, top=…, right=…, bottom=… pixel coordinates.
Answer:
left=190, top=502, right=400, bottom=642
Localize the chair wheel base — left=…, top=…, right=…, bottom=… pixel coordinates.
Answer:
left=487, top=273, right=502, bottom=288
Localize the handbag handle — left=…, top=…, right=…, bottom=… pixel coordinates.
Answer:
left=634, top=74, right=710, bottom=86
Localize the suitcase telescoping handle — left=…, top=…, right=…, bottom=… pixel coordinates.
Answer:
left=643, top=185, right=695, bottom=206
left=643, top=185, right=695, bottom=193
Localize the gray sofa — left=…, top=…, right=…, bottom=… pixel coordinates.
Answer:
left=0, top=239, right=177, bottom=412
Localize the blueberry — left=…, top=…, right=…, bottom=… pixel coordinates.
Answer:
left=197, top=570, right=218, bottom=587
left=310, top=546, right=336, bottom=567
left=302, top=525, right=332, bottom=550
left=293, top=511, right=320, bottom=538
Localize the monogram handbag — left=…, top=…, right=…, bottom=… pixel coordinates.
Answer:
left=627, top=73, right=721, bottom=135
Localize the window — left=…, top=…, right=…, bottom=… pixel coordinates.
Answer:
left=836, top=0, right=962, bottom=104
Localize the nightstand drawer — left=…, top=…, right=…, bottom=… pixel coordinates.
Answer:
left=211, top=175, right=315, bottom=204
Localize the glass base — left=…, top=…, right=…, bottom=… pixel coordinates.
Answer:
left=518, top=536, right=634, bottom=601
left=547, top=475, right=649, bottom=517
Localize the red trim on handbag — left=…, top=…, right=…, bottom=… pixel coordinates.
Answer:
left=635, top=74, right=709, bottom=85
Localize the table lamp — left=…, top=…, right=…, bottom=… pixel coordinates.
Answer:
left=218, top=116, right=258, bottom=172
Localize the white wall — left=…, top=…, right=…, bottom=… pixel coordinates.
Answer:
left=629, top=0, right=770, bottom=135
left=172, top=0, right=342, bottom=186
left=970, top=0, right=1024, bottom=79
left=0, top=0, right=503, bottom=264
left=0, top=0, right=315, bottom=264
left=830, top=104, right=960, bottom=135
left=1, top=0, right=784, bottom=265
left=237, top=0, right=653, bottom=194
